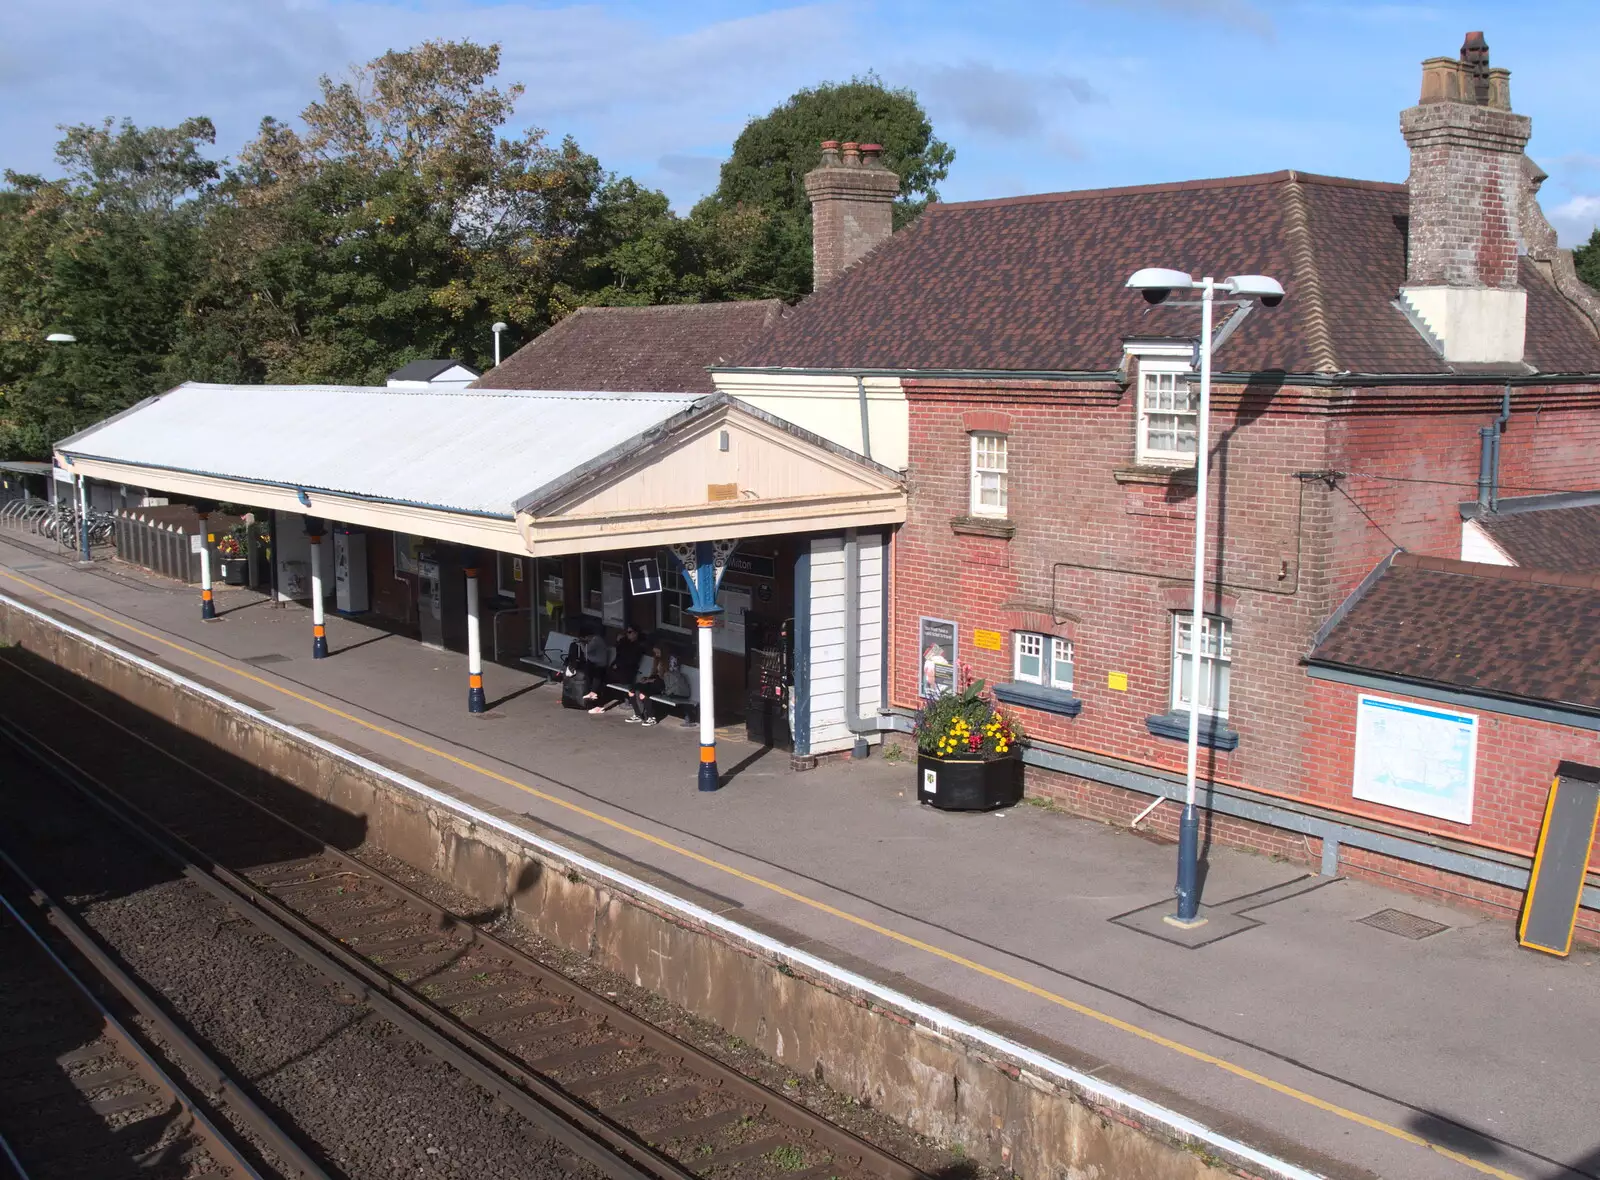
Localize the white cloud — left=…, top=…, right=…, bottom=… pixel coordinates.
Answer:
left=1548, top=195, right=1600, bottom=248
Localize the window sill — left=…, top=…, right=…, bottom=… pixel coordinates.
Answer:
left=951, top=516, right=1015, bottom=540
left=1145, top=710, right=1239, bottom=750
left=993, top=682, right=1082, bottom=717
left=1113, top=465, right=1197, bottom=486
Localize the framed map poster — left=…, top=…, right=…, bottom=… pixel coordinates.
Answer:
left=1351, top=694, right=1477, bottom=824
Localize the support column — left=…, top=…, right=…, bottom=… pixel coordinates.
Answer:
left=696, top=614, right=717, bottom=791
left=307, top=521, right=328, bottom=658
left=465, top=564, right=485, bottom=713
left=76, top=474, right=91, bottom=562
left=197, top=510, right=216, bottom=619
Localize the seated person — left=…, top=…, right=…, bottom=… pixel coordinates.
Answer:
left=589, top=624, right=646, bottom=714
left=579, top=624, right=609, bottom=704
left=626, top=645, right=668, bottom=726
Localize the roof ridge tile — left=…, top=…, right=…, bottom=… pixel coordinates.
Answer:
left=1281, top=174, right=1340, bottom=374
left=1392, top=551, right=1600, bottom=589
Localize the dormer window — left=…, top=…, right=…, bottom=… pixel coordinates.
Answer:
left=1136, top=360, right=1197, bottom=466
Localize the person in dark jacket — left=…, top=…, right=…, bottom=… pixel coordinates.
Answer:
left=589, top=624, right=647, bottom=714
left=626, top=646, right=668, bottom=725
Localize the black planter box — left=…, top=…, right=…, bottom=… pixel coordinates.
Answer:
left=219, top=559, right=248, bottom=586
left=917, top=753, right=1023, bottom=811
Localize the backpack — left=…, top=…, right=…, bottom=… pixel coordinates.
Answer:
left=663, top=655, right=691, bottom=699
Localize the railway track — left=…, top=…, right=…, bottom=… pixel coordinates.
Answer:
left=0, top=848, right=320, bottom=1180
left=0, top=664, right=935, bottom=1180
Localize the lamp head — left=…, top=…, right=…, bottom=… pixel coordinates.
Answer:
left=492, top=321, right=508, bottom=334
left=1126, top=267, right=1195, bottom=306
left=45, top=332, right=76, bottom=344
left=1225, top=274, right=1285, bottom=307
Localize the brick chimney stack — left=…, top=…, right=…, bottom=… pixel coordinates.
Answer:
left=804, top=140, right=900, bottom=290
left=1398, top=32, right=1533, bottom=363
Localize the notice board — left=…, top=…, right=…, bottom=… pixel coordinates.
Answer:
left=1519, top=761, right=1600, bottom=956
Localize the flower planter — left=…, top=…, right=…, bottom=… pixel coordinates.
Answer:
left=219, top=558, right=248, bottom=586
left=917, top=752, right=1023, bottom=811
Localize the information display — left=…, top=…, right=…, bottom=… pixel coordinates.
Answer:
left=1351, top=694, right=1477, bottom=824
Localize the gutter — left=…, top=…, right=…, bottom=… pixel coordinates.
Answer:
left=711, top=365, right=1600, bottom=388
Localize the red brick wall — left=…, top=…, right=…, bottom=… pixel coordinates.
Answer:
left=894, top=375, right=1600, bottom=928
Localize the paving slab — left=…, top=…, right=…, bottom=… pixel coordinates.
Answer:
left=0, top=538, right=1596, bottom=1180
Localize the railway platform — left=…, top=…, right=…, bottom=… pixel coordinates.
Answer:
left=0, top=536, right=1595, bottom=1180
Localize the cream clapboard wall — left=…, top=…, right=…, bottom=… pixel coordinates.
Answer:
left=806, top=534, right=883, bottom=754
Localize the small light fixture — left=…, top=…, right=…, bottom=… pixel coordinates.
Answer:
left=296, top=489, right=311, bottom=507
left=45, top=332, right=77, bottom=344
left=719, top=430, right=730, bottom=452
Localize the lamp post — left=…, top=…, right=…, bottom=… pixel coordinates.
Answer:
left=491, top=322, right=508, bottom=367
left=1123, top=268, right=1284, bottom=927
left=45, top=332, right=90, bottom=561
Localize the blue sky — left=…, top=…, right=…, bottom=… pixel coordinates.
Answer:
left=4, top=0, right=1598, bottom=243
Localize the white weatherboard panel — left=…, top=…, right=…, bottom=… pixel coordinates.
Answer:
left=58, top=383, right=698, bottom=518
left=807, top=534, right=883, bottom=754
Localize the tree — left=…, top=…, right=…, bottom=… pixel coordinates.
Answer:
left=0, top=118, right=219, bottom=456
left=690, top=75, right=953, bottom=301
left=179, top=40, right=609, bottom=384
left=1575, top=226, right=1600, bottom=293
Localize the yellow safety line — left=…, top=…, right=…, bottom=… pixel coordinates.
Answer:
left=0, top=567, right=1524, bottom=1180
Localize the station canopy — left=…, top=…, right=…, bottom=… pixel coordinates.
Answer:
left=54, top=383, right=905, bottom=556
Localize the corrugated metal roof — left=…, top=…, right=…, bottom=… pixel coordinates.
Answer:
left=57, top=383, right=703, bottom=517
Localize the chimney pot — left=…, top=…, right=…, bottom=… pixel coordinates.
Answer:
left=819, top=139, right=841, bottom=166
left=860, top=144, right=884, bottom=168
left=841, top=141, right=861, bottom=166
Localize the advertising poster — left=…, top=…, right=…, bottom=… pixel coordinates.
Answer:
left=919, top=617, right=957, bottom=698
left=1351, top=694, right=1478, bottom=824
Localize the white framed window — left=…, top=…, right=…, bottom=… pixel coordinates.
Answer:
left=1171, top=612, right=1232, bottom=717
left=1136, top=362, right=1197, bottom=466
left=1013, top=632, right=1074, bottom=690
left=969, top=432, right=1008, bottom=516
left=495, top=551, right=521, bottom=599
left=657, top=549, right=693, bottom=633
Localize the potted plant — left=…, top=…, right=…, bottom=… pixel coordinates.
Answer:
left=913, top=670, right=1024, bottom=811
left=216, top=531, right=248, bottom=585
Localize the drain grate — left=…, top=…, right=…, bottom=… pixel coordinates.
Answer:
left=1359, top=908, right=1449, bottom=940
left=243, top=654, right=291, bottom=666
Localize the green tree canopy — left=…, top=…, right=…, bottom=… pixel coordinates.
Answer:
left=1575, top=225, right=1600, bottom=292
left=690, top=75, right=953, bottom=301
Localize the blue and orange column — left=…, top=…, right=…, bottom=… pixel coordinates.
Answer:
left=196, top=509, right=216, bottom=619
left=464, top=562, right=485, bottom=713
left=695, top=613, right=718, bottom=790
left=306, top=518, right=328, bottom=658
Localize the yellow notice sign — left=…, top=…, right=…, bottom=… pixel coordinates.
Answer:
left=1107, top=671, right=1129, bottom=692
left=972, top=629, right=1003, bottom=651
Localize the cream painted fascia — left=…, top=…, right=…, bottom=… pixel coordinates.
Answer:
left=1460, top=518, right=1515, bottom=565
left=58, top=455, right=530, bottom=555
left=1398, top=287, right=1527, bottom=363
left=711, top=371, right=907, bottom=471
left=521, top=491, right=906, bottom=555
left=517, top=402, right=906, bottom=556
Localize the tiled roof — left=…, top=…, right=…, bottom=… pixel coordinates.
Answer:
left=475, top=301, right=785, bottom=393
left=1308, top=553, right=1600, bottom=710
left=1474, top=502, right=1600, bottom=572
left=389, top=358, right=478, bottom=382
left=732, top=171, right=1600, bottom=377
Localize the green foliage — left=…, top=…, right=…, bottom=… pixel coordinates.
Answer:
left=1575, top=226, right=1600, bottom=293
left=691, top=74, right=953, bottom=301
left=0, top=46, right=952, bottom=455
left=913, top=677, right=1021, bottom=761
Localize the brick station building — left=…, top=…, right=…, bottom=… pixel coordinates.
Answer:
left=714, top=34, right=1600, bottom=921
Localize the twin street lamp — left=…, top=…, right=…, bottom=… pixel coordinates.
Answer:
left=1123, top=268, right=1285, bottom=927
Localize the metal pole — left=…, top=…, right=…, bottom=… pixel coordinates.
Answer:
left=465, top=565, right=485, bottom=713
left=1173, top=277, right=1215, bottom=927
left=197, top=511, right=216, bottom=619
left=309, top=529, right=328, bottom=658
left=76, top=475, right=91, bottom=562
left=697, top=615, right=718, bottom=791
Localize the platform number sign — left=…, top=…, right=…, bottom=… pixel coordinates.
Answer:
left=627, top=557, right=662, bottom=596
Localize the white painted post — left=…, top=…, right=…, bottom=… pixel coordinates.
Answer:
left=309, top=528, right=327, bottom=658
left=197, top=511, right=215, bottom=619
left=465, top=564, right=485, bottom=713
left=697, top=615, right=717, bottom=791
